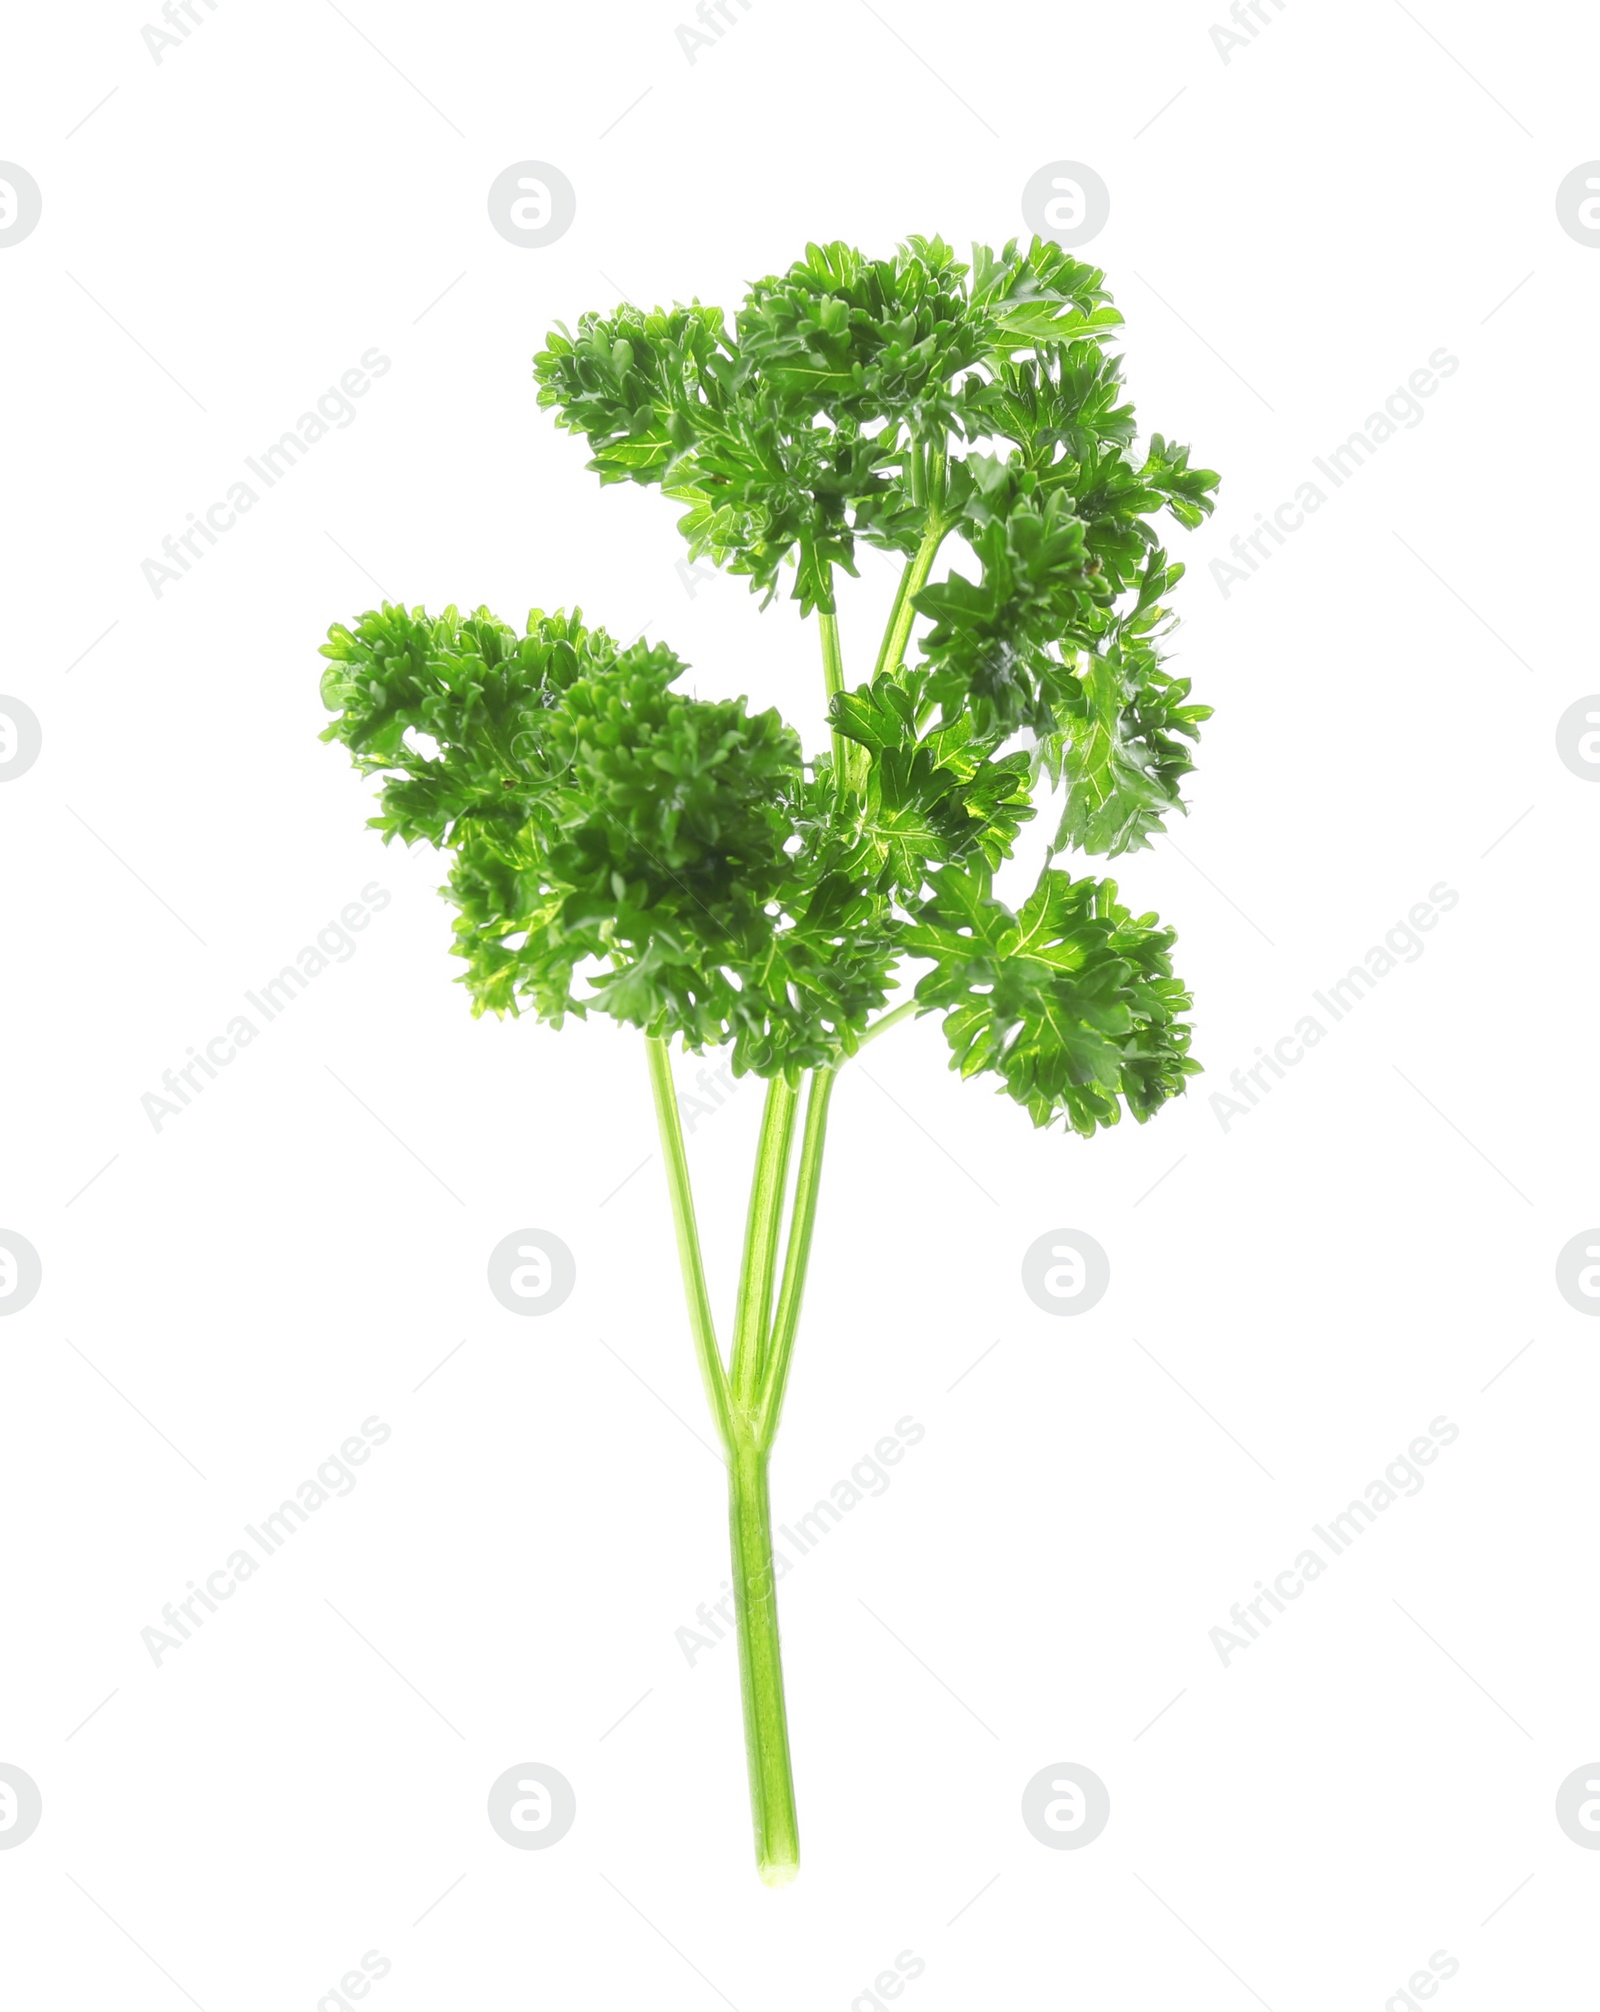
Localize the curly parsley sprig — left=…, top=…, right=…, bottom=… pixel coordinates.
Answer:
left=321, top=233, right=1219, bottom=1884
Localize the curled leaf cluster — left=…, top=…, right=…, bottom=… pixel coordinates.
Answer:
left=321, top=234, right=1219, bottom=1133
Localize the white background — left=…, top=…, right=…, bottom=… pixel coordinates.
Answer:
left=2, top=1, right=1598, bottom=2006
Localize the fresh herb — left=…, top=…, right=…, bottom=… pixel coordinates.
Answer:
left=318, top=233, right=1218, bottom=1884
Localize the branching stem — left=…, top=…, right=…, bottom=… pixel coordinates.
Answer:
left=855, top=998, right=918, bottom=1051
left=874, top=506, right=952, bottom=686
left=756, top=1066, right=835, bottom=1446
left=730, top=1074, right=800, bottom=1412
left=647, top=1042, right=837, bottom=1883
left=818, top=607, right=852, bottom=804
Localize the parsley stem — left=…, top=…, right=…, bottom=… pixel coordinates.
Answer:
left=730, top=1074, right=800, bottom=1413
left=732, top=1072, right=827, bottom=1883
left=756, top=1066, right=835, bottom=1445
left=651, top=1042, right=823, bottom=1879
left=818, top=605, right=855, bottom=802
left=727, top=1436, right=800, bottom=1884
left=856, top=998, right=918, bottom=1050
left=739, top=1067, right=837, bottom=1877
left=645, top=1036, right=732, bottom=1445
left=871, top=562, right=915, bottom=683
left=874, top=499, right=951, bottom=688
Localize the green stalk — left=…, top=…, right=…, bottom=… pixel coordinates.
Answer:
left=727, top=1434, right=799, bottom=1884
left=645, top=1036, right=732, bottom=1446
left=730, top=1073, right=799, bottom=1412
left=732, top=1067, right=835, bottom=1882
left=874, top=507, right=951, bottom=687
left=818, top=606, right=857, bottom=804
left=647, top=1041, right=833, bottom=1883
left=855, top=998, right=918, bottom=1052
left=757, top=1066, right=836, bottom=1445
left=870, top=562, right=915, bottom=683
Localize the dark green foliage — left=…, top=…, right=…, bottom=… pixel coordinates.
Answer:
left=1033, top=551, right=1212, bottom=858
left=320, top=602, right=895, bottom=1073
left=829, top=668, right=1037, bottom=895
left=532, top=235, right=1180, bottom=616
left=901, top=865, right=1200, bottom=1137
left=322, top=234, right=1219, bottom=1133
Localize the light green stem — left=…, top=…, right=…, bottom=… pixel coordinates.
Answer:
left=730, top=1074, right=799, bottom=1412
left=855, top=998, right=917, bottom=1051
left=870, top=562, right=915, bottom=683
left=727, top=1435, right=800, bottom=1884
left=757, top=1066, right=836, bottom=1445
left=818, top=606, right=858, bottom=803
left=646, top=1041, right=834, bottom=1884
left=874, top=509, right=951, bottom=687
left=645, top=1036, right=731, bottom=1446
